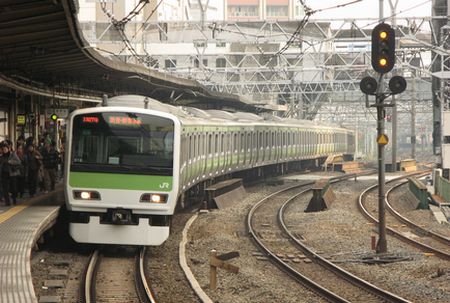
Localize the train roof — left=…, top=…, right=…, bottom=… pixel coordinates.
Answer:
left=105, top=95, right=350, bottom=131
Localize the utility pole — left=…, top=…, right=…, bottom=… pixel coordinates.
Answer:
left=411, top=75, right=417, bottom=159
left=389, top=0, right=399, bottom=172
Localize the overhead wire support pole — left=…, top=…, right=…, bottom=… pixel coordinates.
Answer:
left=389, top=0, right=399, bottom=172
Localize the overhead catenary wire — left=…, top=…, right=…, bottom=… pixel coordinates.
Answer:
left=100, top=0, right=156, bottom=66
left=117, top=0, right=165, bottom=58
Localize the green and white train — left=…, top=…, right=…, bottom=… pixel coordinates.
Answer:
left=65, top=95, right=354, bottom=245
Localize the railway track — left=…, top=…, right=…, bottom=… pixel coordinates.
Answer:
left=247, top=171, right=410, bottom=303
left=80, top=247, right=157, bottom=303
left=358, top=171, right=450, bottom=260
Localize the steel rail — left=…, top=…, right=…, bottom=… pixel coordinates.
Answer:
left=385, top=179, right=450, bottom=246
left=279, top=189, right=412, bottom=303
left=357, top=171, right=450, bottom=260
left=246, top=171, right=375, bottom=303
left=135, top=246, right=158, bottom=303
left=80, top=249, right=100, bottom=303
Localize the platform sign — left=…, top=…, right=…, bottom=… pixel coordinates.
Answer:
left=17, top=114, right=25, bottom=125
left=377, top=134, right=389, bottom=146
left=45, top=108, right=69, bottom=119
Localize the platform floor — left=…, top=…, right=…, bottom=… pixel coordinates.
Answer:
left=0, top=186, right=64, bottom=303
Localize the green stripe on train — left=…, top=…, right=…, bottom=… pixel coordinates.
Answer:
left=69, top=172, right=173, bottom=191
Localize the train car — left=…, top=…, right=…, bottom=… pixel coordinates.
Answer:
left=65, top=95, right=354, bottom=245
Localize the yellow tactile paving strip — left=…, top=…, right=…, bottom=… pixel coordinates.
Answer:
left=0, top=188, right=64, bottom=303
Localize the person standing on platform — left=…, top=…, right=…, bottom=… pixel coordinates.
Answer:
left=16, top=143, right=26, bottom=198
left=24, top=143, right=42, bottom=197
left=0, top=143, right=21, bottom=205
left=41, top=140, right=59, bottom=192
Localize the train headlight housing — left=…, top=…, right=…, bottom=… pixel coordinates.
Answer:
left=140, top=193, right=168, bottom=203
left=73, top=190, right=101, bottom=200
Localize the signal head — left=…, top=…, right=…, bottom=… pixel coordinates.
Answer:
left=389, top=75, right=407, bottom=94
left=371, top=23, right=395, bottom=74
left=359, top=76, right=378, bottom=95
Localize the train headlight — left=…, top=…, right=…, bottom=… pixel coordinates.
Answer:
left=140, top=193, right=168, bottom=203
left=73, top=190, right=101, bottom=200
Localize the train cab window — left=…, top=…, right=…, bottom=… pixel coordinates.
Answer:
left=71, top=112, right=174, bottom=175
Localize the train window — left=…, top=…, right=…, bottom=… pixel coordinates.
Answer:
left=259, top=132, right=263, bottom=149
left=194, top=134, right=198, bottom=158
left=208, top=134, right=212, bottom=155
left=189, top=135, right=193, bottom=159
left=215, top=134, right=218, bottom=154
left=200, top=133, right=204, bottom=156
left=71, top=112, right=174, bottom=175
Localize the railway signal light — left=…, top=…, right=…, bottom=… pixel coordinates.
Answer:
left=389, top=75, right=407, bottom=94
left=371, top=23, right=395, bottom=74
left=360, top=76, right=378, bottom=95
left=50, top=113, right=58, bottom=121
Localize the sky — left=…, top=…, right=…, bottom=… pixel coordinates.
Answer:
left=309, top=0, right=432, bottom=19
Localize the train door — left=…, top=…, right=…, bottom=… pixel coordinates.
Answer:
left=260, top=130, right=264, bottom=163
left=224, top=132, right=229, bottom=172
left=255, top=131, right=259, bottom=165
left=246, top=133, right=253, bottom=166
left=213, top=133, right=219, bottom=173
left=187, top=134, right=192, bottom=182
left=180, top=134, right=187, bottom=186
left=221, top=132, right=225, bottom=172
left=199, top=131, right=205, bottom=177
left=192, top=134, right=197, bottom=179
left=232, top=132, right=237, bottom=168
left=240, top=132, right=245, bottom=167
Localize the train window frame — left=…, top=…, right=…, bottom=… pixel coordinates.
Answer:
left=208, top=134, right=212, bottom=156
left=214, top=133, right=219, bottom=155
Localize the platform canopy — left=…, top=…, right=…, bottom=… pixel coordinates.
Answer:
left=0, top=0, right=255, bottom=111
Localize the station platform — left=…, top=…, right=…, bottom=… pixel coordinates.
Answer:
left=0, top=185, right=64, bottom=303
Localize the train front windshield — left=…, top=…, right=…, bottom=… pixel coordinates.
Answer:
left=71, top=112, right=174, bottom=176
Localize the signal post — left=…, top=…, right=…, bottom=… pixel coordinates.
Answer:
left=360, top=23, right=406, bottom=253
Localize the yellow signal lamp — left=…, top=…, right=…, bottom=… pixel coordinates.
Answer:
left=379, top=31, right=388, bottom=40
left=379, top=58, right=388, bottom=67
left=50, top=113, right=58, bottom=121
